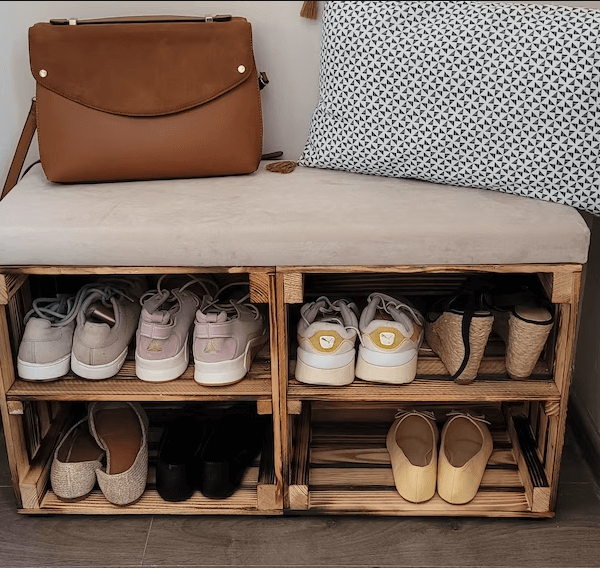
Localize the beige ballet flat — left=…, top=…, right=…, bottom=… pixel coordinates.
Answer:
left=437, top=411, right=493, bottom=505
left=386, top=409, right=438, bottom=503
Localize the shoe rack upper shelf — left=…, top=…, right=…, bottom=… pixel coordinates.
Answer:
left=287, top=342, right=559, bottom=403
left=7, top=356, right=272, bottom=402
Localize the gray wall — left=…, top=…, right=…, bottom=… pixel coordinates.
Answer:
left=1, top=1, right=600, bottom=447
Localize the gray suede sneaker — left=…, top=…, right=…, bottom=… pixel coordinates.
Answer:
left=193, top=282, right=268, bottom=385
left=17, top=294, right=77, bottom=381
left=135, top=275, right=217, bottom=382
left=71, top=276, right=148, bottom=380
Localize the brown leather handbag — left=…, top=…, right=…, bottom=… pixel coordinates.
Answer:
left=2, top=15, right=266, bottom=197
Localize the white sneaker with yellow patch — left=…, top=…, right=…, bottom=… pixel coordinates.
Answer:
left=295, top=297, right=359, bottom=386
left=355, top=293, right=424, bottom=384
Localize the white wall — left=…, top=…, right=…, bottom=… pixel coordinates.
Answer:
left=2, top=1, right=600, bottom=444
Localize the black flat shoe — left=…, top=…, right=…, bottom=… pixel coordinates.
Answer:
left=156, top=415, right=208, bottom=502
left=197, top=403, right=269, bottom=499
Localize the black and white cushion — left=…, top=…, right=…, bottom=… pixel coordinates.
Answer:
left=299, top=1, right=600, bottom=215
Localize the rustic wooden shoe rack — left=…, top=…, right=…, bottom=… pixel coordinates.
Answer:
left=0, top=262, right=583, bottom=517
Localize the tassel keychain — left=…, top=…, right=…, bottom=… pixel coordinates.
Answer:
left=300, top=1, right=318, bottom=20
left=266, top=161, right=297, bottom=173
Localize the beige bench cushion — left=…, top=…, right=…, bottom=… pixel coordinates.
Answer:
left=0, top=162, right=590, bottom=267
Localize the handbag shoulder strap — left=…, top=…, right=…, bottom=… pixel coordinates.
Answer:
left=1, top=98, right=37, bottom=201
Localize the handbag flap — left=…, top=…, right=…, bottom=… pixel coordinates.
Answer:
left=29, top=17, right=256, bottom=116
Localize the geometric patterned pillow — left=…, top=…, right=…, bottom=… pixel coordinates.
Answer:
left=298, top=1, right=600, bottom=215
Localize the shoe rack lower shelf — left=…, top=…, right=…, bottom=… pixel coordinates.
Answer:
left=288, top=403, right=552, bottom=518
left=20, top=428, right=281, bottom=515
left=27, top=466, right=279, bottom=516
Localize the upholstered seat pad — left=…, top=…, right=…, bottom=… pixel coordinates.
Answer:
left=0, top=163, right=590, bottom=267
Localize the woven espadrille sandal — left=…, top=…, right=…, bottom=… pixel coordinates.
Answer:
left=50, top=417, right=104, bottom=500
left=88, top=401, right=149, bottom=506
left=424, top=278, right=494, bottom=385
left=483, top=280, right=554, bottom=380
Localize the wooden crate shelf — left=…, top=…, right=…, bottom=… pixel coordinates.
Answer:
left=8, top=362, right=272, bottom=402
left=287, top=337, right=558, bottom=403
left=287, top=376, right=559, bottom=403
left=24, top=459, right=280, bottom=515
left=18, top=406, right=281, bottom=515
left=0, top=263, right=582, bottom=518
left=287, top=403, right=551, bottom=517
left=278, top=265, right=582, bottom=518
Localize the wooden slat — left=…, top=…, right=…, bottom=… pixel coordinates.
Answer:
left=0, top=274, right=28, bottom=305
left=275, top=275, right=291, bottom=509
left=7, top=284, right=29, bottom=356
left=1, top=266, right=275, bottom=275
left=303, top=273, right=468, bottom=298
left=289, top=403, right=311, bottom=510
left=0, top=306, right=29, bottom=506
left=276, top=264, right=581, bottom=275
left=256, top=400, right=272, bottom=415
left=283, top=273, right=304, bottom=304
left=506, top=408, right=534, bottom=511
left=309, top=467, right=522, bottom=488
left=268, top=272, right=285, bottom=511
left=538, top=272, right=574, bottom=304
left=19, top=406, right=71, bottom=509
left=8, top=362, right=272, bottom=401
left=308, top=490, right=534, bottom=516
left=288, top=376, right=559, bottom=403
left=257, top=420, right=282, bottom=511
left=310, top=446, right=516, bottom=467
left=29, top=488, right=269, bottom=515
left=145, top=464, right=260, bottom=489
left=249, top=272, right=271, bottom=303
left=310, top=402, right=507, bottom=422
left=546, top=271, right=581, bottom=511
left=310, top=426, right=511, bottom=447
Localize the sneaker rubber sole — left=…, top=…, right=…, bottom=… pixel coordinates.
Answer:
left=71, top=346, right=128, bottom=380
left=17, top=353, right=71, bottom=381
left=194, top=331, right=268, bottom=386
left=355, top=345, right=419, bottom=384
left=294, top=348, right=356, bottom=386
left=135, top=341, right=189, bottom=383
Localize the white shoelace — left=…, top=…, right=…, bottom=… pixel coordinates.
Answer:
left=367, top=292, right=425, bottom=327
left=200, top=282, right=261, bottom=320
left=139, top=274, right=218, bottom=314
left=25, top=279, right=136, bottom=328
left=301, top=296, right=361, bottom=340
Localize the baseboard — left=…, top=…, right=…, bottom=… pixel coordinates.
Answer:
left=568, top=392, right=600, bottom=486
